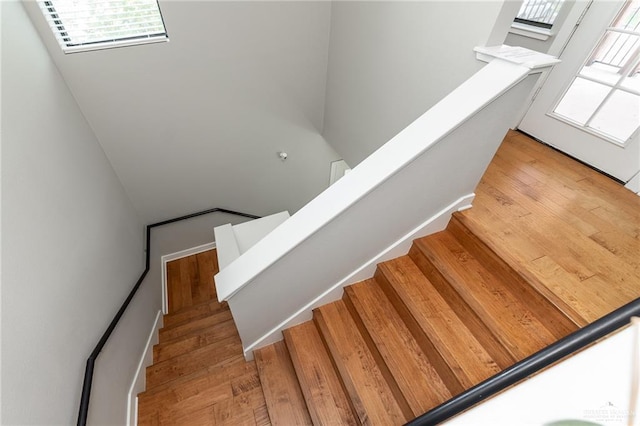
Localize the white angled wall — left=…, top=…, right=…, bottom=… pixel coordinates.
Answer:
left=322, top=1, right=511, bottom=166
left=22, top=1, right=342, bottom=224
left=1, top=2, right=144, bottom=424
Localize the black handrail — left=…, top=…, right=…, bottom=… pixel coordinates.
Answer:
left=406, top=297, right=640, bottom=426
left=77, top=208, right=260, bottom=426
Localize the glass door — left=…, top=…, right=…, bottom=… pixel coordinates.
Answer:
left=519, top=0, right=640, bottom=186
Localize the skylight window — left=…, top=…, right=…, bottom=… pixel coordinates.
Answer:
left=39, top=0, right=168, bottom=53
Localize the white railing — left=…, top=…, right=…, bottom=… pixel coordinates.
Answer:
left=215, top=47, right=560, bottom=359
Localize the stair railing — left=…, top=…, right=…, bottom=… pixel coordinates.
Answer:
left=405, top=296, right=640, bottom=426
left=76, top=208, right=260, bottom=426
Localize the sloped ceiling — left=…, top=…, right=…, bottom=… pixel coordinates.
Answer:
left=23, top=1, right=340, bottom=223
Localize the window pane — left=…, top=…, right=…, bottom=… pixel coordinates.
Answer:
left=40, top=0, right=167, bottom=52
left=583, top=31, right=640, bottom=80
left=589, top=90, right=640, bottom=141
left=613, top=0, right=640, bottom=31
left=554, top=77, right=612, bottom=125
left=621, top=62, right=640, bottom=92
left=516, top=0, right=565, bottom=27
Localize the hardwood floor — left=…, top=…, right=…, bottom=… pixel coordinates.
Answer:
left=138, top=130, right=640, bottom=425
left=138, top=249, right=271, bottom=426
left=463, top=130, right=640, bottom=324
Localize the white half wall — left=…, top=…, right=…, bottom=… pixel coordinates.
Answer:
left=1, top=2, right=144, bottom=424
left=240, top=195, right=475, bottom=357
left=217, top=57, right=548, bottom=360
left=446, top=324, right=639, bottom=426
left=322, top=1, right=512, bottom=166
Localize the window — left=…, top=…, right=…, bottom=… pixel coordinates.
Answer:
left=551, top=0, right=640, bottom=144
left=515, top=0, right=566, bottom=29
left=39, top=0, right=168, bottom=53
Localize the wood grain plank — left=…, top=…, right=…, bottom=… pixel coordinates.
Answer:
left=163, top=300, right=228, bottom=329
left=376, top=256, right=501, bottom=391
left=314, top=300, right=411, bottom=425
left=407, top=242, right=516, bottom=371
left=413, top=231, right=558, bottom=360
left=196, top=250, right=218, bottom=302
left=138, top=356, right=249, bottom=423
left=454, top=209, right=589, bottom=327
left=159, top=308, right=232, bottom=343
left=254, top=341, right=312, bottom=425
left=284, top=321, right=358, bottom=426
left=146, top=335, right=242, bottom=389
left=344, top=279, right=452, bottom=416
left=167, top=260, right=183, bottom=313
left=448, top=213, right=580, bottom=339
left=154, top=319, right=238, bottom=363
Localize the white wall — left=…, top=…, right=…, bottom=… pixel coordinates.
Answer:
left=446, top=325, right=638, bottom=426
left=22, top=0, right=341, bottom=224
left=322, top=1, right=511, bottom=166
left=1, top=1, right=144, bottom=424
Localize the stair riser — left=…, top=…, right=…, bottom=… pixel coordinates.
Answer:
left=153, top=319, right=238, bottom=363
left=283, top=323, right=359, bottom=426
left=158, top=309, right=232, bottom=343
left=374, top=268, right=465, bottom=396
left=447, top=214, right=580, bottom=339
left=146, top=337, right=242, bottom=389
left=162, top=301, right=228, bottom=329
left=408, top=244, right=517, bottom=368
left=341, top=290, right=415, bottom=417
left=313, top=303, right=410, bottom=425
left=343, top=282, right=454, bottom=416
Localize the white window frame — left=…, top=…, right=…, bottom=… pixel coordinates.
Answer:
left=510, top=0, right=567, bottom=41
left=38, top=0, right=169, bottom=54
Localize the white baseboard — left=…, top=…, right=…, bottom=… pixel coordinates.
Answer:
left=242, top=193, right=475, bottom=359
left=161, top=242, right=216, bottom=314
left=127, top=309, right=163, bottom=426
left=625, top=170, right=640, bottom=195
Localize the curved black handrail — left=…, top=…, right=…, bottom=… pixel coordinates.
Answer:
left=406, top=297, right=640, bottom=426
left=77, top=208, right=260, bottom=426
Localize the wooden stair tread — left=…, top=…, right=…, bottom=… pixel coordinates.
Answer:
left=159, top=308, right=232, bottom=343
left=284, top=321, right=358, bottom=426
left=139, top=360, right=264, bottom=426
left=140, top=353, right=247, bottom=398
left=146, top=335, right=242, bottom=389
left=344, top=279, right=452, bottom=415
left=376, top=256, right=501, bottom=391
left=154, top=318, right=238, bottom=363
left=163, top=300, right=229, bottom=329
left=447, top=213, right=579, bottom=339
left=166, top=250, right=219, bottom=313
left=456, top=205, right=592, bottom=326
left=314, top=300, right=411, bottom=425
left=413, top=230, right=559, bottom=360
left=139, top=363, right=241, bottom=424
left=472, top=177, right=640, bottom=321
left=254, top=340, right=312, bottom=425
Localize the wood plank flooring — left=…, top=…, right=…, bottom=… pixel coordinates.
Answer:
left=462, top=130, right=640, bottom=324
left=138, top=249, right=271, bottom=426
left=138, top=130, right=640, bottom=425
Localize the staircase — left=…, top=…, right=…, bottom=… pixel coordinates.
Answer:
left=252, top=213, right=579, bottom=425
left=137, top=212, right=579, bottom=425
left=137, top=130, right=640, bottom=425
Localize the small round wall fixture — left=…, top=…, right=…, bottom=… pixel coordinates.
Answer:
left=278, top=152, right=288, bottom=161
